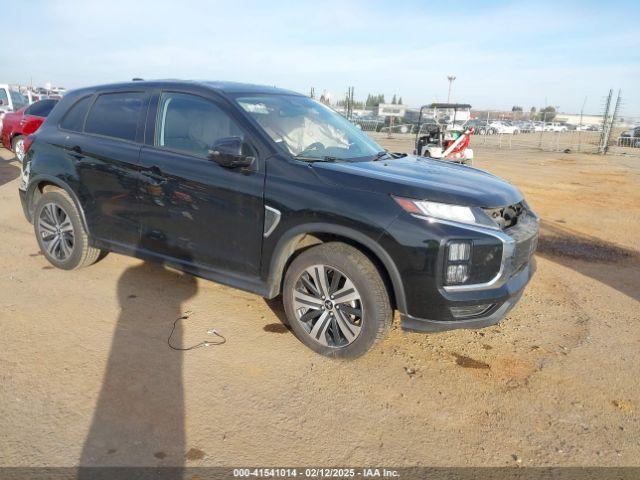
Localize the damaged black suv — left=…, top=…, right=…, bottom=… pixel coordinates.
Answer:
left=18, top=80, right=539, bottom=358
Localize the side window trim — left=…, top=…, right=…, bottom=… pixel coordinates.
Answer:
left=152, top=90, right=252, bottom=161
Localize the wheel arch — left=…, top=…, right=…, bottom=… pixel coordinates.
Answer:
left=26, top=175, right=90, bottom=234
left=266, top=223, right=407, bottom=313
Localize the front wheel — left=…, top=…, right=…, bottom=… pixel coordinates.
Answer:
left=283, top=242, right=392, bottom=358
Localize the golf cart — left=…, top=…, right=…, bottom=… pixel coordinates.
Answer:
left=414, top=103, right=474, bottom=165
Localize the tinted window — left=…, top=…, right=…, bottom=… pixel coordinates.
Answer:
left=9, top=90, right=28, bottom=109
left=25, top=99, right=58, bottom=117
left=0, top=89, right=7, bottom=104
left=156, top=92, right=244, bottom=159
left=85, top=92, right=145, bottom=141
left=60, top=96, right=92, bottom=132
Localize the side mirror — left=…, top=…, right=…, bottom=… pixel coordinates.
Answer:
left=0, top=99, right=5, bottom=106
left=208, top=137, right=254, bottom=169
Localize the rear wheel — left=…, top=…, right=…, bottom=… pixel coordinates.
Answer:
left=283, top=242, right=392, bottom=358
left=12, top=135, right=25, bottom=162
left=34, top=188, right=104, bottom=270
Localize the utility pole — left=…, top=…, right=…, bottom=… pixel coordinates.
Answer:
left=599, top=89, right=613, bottom=154
left=578, top=96, right=587, bottom=152
left=447, top=75, right=456, bottom=103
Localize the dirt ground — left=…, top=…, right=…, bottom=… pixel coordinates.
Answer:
left=0, top=140, right=639, bottom=469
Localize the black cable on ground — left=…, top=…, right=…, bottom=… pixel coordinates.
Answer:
left=167, top=313, right=226, bottom=351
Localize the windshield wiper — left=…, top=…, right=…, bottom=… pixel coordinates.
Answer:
left=372, top=151, right=392, bottom=161
left=295, top=155, right=338, bottom=163
left=373, top=151, right=407, bottom=161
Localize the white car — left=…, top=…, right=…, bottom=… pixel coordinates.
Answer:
left=543, top=123, right=568, bottom=132
left=488, top=121, right=520, bottom=134
left=0, top=84, right=30, bottom=134
left=0, top=84, right=29, bottom=113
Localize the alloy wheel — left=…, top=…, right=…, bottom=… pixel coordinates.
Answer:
left=15, top=138, right=25, bottom=162
left=38, top=203, right=75, bottom=261
left=292, top=265, right=363, bottom=348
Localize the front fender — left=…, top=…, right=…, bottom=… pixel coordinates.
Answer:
left=265, top=222, right=407, bottom=313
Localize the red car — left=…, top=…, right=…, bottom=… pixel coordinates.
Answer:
left=1, top=99, right=58, bottom=162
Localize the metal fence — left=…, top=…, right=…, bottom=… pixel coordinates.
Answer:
left=351, top=118, right=640, bottom=157
left=472, top=128, right=639, bottom=156
left=473, top=130, right=602, bottom=154
left=347, top=89, right=639, bottom=157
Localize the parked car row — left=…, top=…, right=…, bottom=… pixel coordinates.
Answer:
left=1, top=98, right=58, bottom=161
left=0, top=82, right=66, bottom=161
left=463, top=119, right=589, bottom=135
left=618, top=126, right=640, bottom=148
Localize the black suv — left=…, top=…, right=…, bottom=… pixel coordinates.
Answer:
left=18, top=80, right=539, bottom=358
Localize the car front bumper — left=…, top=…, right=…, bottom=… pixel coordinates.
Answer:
left=380, top=206, right=539, bottom=333
left=400, top=257, right=535, bottom=333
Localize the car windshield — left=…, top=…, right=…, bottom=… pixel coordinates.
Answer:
left=9, top=89, right=28, bottom=109
left=235, top=94, right=382, bottom=161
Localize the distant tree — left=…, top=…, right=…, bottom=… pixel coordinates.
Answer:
left=511, top=106, right=523, bottom=112
left=536, top=106, right=557, bottom=121
left=365, top=94, right=386, bottom=107
left=391, top=94, right=397, bottom=105
left=398, top=97, right=403, bottom=105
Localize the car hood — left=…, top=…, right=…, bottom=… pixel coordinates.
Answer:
left=311, top=155, right=523, bottom=208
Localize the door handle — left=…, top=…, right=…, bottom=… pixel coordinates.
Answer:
left=71, top=145, right=82, bottom=154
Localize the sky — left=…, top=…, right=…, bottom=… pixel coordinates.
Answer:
left=1, top=0, right=639, bottom=115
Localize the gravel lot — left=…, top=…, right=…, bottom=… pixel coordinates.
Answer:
left=0, top=141, right=638, bottom=468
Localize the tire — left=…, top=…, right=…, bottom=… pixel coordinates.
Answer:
left=33, top=187, right=103, bottom=270
left=283, top=242, right=392, bottom=359
left=12, top=135, right=25, bottom=162
left=478, top=128, right=486, bottom=135
left=488, top=128, right=496, bottom=135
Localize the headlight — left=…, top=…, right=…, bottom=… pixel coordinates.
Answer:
left=393, top=196, right=498, bottom=229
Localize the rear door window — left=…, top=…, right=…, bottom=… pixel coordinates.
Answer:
left=85, top=92, right=146, bottom=142
left=60, top=96, right=93, bottom=132
left=25, top=99, right=58, bottom=117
